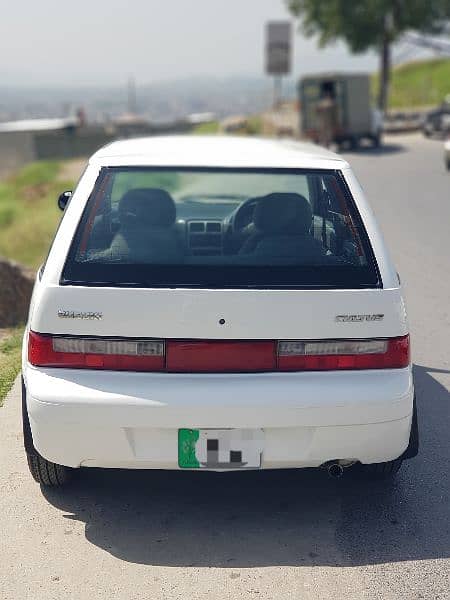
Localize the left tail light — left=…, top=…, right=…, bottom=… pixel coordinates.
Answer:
left=28, top=332, right=165, bottom=371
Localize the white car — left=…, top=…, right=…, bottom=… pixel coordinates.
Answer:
left=22, top=136, right=418, bottom=486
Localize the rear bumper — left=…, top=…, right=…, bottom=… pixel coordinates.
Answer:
left=24, top=366, right=414, bottom=469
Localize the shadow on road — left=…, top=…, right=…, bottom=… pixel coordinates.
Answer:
left=42, top=364, right=449, bottom=568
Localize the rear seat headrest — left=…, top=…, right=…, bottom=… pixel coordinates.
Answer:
left=253, top=193, right=313, bottom=235
left=118, top=188, right=176, bottom=229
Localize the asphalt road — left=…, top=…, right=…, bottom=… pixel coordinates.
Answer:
left=1, top=134, right=449, bottom=600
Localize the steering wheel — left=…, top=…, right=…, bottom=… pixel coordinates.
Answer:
left=231, top=197, right=259, bottom=244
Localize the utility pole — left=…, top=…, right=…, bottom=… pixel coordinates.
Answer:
left=273, top=76, right=282, bottom=110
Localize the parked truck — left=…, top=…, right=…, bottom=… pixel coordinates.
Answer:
left=299, top=72, right=382, bottom=149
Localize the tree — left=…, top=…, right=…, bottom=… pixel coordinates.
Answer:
left=286, top=0, right=450, bottom=111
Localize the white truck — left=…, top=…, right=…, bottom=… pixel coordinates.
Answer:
left=299, top=72, right=383, bottom=149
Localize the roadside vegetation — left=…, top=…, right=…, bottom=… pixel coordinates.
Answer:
left=0, top=160, right=75, bottom=269
left=193, top=115, right=263, bottom=136
left=374, top=58, right=450, bottom=109
left=245, top=115, right=263, bottom=135
left=0, top=327, right=23, bottom=406
left=0, top=161, right=76, bottom=404
left=287, top=1, right=450, bottom=111
left=192, top=121, right=220, bottom=134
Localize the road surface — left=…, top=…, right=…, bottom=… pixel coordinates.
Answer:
left=1, top=134, right=449, bottom=600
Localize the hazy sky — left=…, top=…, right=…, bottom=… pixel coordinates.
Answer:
left=1, top=0, right=378, bottom=86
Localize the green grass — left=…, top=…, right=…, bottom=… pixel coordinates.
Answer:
left=192, top=121, right=220, bottom=134
left=245, top=115, right=263, bottom=136
left=0, top=161, right=75, bottom=403
left=0, top=160, right=75, bottom=269
left=192, top=117, right=263, bottom=136
left=372, top=57, right=450, bottom=109
left=0, top=327, right=24, bottom=406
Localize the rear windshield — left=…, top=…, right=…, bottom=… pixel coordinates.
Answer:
left=61, top=167, right=380, bottom=289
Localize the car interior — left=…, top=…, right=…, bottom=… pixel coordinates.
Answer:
left=80, top=177, right=366, bottom=267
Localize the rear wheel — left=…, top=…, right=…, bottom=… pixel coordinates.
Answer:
left=27, top=452, right=73, bottom=486
left=22, top=376, right=73, bottom=487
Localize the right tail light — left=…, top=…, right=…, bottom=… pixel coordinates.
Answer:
left=277, top=335, right=410, bottom=371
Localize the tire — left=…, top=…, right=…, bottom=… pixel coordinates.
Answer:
left=27, top=452, right=73, bottom=486
left=446, top=159, right=450, bottom=171
left=22, top=376, right=73, bottom=487
left=401, top=395, right=419, bottom=460
left=372, top=132, right=381, bottom=148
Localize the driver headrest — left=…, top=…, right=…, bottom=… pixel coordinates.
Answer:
left=118, top=188, right=176, bottom=229
left=253, top=193, right=313, bottom=235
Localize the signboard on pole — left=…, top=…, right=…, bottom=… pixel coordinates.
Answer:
left=265, top=21, right=292, bottom=75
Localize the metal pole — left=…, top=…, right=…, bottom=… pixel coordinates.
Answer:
left=273, top=76, right=282, bottom=109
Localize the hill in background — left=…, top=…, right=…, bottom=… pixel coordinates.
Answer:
left=373, top=58, right=450, bottom=109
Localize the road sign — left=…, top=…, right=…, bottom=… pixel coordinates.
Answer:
left=265, top=21, right=292, bottom=75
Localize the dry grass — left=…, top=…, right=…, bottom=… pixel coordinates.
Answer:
left=0, top=327, right=23, bottom=406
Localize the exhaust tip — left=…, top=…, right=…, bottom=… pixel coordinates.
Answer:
left=327, top=463, right=344, bottom=479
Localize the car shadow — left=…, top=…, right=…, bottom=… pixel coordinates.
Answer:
left=42, top=363, right=450, bottom=568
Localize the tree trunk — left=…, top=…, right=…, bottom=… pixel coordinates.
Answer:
left=378, top=18, right=391, bottom=113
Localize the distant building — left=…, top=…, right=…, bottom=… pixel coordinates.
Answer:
left=111, top=113, right=154, bottom=138
left=0, top=116, right=79, bottom=134
left=187, top=112, right=216, bottom=125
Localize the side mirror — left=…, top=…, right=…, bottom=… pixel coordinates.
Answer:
left=58, top=190, right=72, bottom=211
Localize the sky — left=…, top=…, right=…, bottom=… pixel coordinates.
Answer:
left=0, top=0, right=379, bottom=87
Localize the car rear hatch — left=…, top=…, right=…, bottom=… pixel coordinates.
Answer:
left=29, top=166, right=408, bottom=373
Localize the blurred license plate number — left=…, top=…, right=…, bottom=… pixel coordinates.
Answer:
left=178, top=428, right=264, bottom=469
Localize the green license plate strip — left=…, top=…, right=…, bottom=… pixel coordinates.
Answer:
left=178, top=428, right=264, bottom=469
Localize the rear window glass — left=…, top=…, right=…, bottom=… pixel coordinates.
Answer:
left=61, top=167, right=380, bottom=289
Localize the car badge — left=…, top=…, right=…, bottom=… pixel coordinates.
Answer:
left=58, top=310, right=102, bottom=320
left=335, top=314, right=384, bottom=323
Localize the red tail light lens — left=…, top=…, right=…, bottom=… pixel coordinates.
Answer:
left=28, top=333, right=409, bottom=372
left=277, top=335, right=410, bottom=371
left=28, top=332, right=165, bottom=371
left=166, top=340, right=275, bottom=372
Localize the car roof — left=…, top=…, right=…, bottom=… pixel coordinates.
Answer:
left=90, top=135, right=349, bottom=170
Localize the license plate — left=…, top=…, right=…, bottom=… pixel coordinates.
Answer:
left=178, top=428, right=264, bottom=469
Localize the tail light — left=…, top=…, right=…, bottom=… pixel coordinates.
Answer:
left=28, top=332, right=410, bottom=372
left=278, top=336, right=410, bottom=370
left=28, top=332, right=164, bottom=371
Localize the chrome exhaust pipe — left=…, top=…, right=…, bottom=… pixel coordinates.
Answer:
left=327, top=462, right=344, bottom=479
